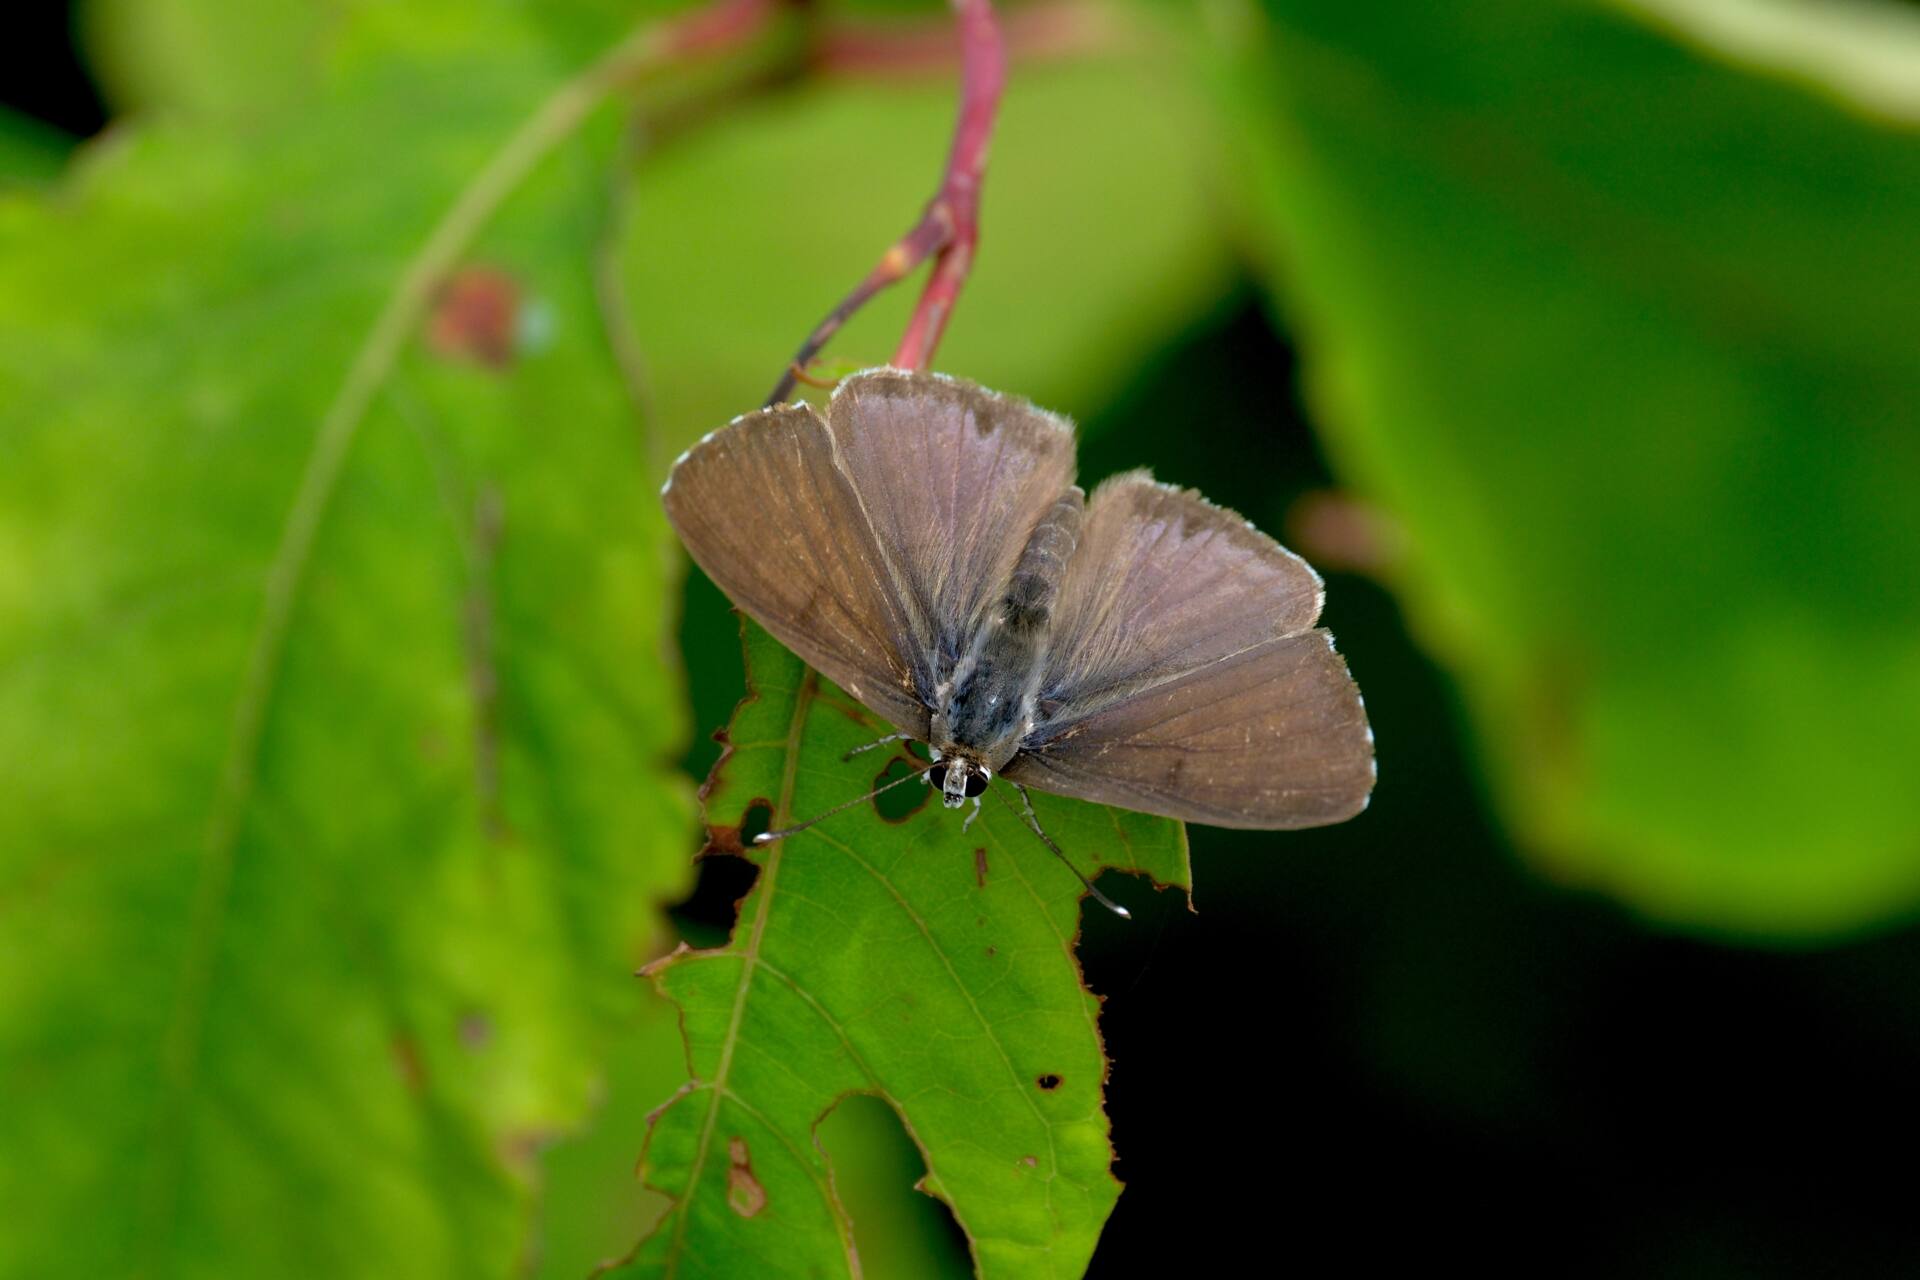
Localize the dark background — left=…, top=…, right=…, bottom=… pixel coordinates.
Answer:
left=19, top=9, right=1920, bottom=1276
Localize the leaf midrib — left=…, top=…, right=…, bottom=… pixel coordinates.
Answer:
left=659, top=666, right=863, bottom=1279
left=138, top=17, right=671, bottom=1255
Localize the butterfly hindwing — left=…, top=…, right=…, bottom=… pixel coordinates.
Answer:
left=1004, top=475, right=1374, bottom=827
left=1005, top=629, right=1374, bottom=828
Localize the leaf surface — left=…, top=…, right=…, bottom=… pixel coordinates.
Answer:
left=1222, top=0, right=1920, bottom=935
left=0, top=7, right=695, bottom=1277
left=613, top=620, right=1190, bottom=1279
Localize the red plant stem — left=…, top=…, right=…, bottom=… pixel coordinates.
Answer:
left=765, top=0, right=1006, bottom=405
left=818, top=0, right=1105, bottom=77
left=891, top=0, right=1003, bottom=372
left=657, top=0, right=783, bottom=58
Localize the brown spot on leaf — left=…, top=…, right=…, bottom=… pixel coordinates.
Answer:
left=1022, top=1155, right=1038, bottom=1168
left=700, top=800, right=774, bottom=858
left=726, top=1136, right=767, bottom=1217
left=427, top=265, right=522, bottom=368
left=458, top=1012, right=492, bottom=1050
left=390, top=1035, right=425, bottom=1093
left=985, top=945, right=997, bottom=957
left=1036, top=1073, right=1062, bottom=1091
left=501, top=1127, right=554, bottom=1175
left=974, top=846, right=989, bottom=887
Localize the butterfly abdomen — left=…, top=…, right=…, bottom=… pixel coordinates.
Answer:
left=937, top=490, right=1082, bottom=763
left=1000, top=487, right=1084, bottom=635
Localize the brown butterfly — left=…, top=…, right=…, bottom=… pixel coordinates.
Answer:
left=663, top=369, right=1374, bottom=915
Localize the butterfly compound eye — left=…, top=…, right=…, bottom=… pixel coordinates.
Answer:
left=928, top=764, right=948, bottom=790
left=964, top=771, right=988, bottom=798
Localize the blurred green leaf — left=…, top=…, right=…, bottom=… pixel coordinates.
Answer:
left=1218, top=0, right=1920, bottom=936
left=530, top=990, right=686, bottom=1280
left=0, top=108, right=73, bottom=188
left=618, top=43, right=1233, bottom=449
left=80, top=0, right=326, bottom=116
left=0, top=7, right=697, bottom=1278
left=77, top=0, right=687, bottom=119
left=612, top=620, right=1189, bottom=1278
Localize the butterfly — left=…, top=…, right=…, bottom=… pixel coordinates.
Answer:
left=662, top=369, right=1375, bottom=914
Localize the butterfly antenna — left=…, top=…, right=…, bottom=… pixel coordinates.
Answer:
left=997, top=783, right=1131, bottom=921
left=753, top=760, right=939, bottom=846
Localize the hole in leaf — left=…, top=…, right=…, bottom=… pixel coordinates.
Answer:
left=872, top=757, right=930, bottom=823
left=677, top=567, right=750, bottom=781
left=817, top=1095, right=971, bottom=1277
left=667, top=853, right=760, bottom=949
left=1036, top=1074, right=1063, bottom=1091
left=739, top=802, right=772, bottom=846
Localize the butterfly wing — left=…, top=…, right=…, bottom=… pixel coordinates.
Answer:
left=662, top=403, right=930, bottom=737
left=826, top=370, right=1077, bottom=682
left=1002, top=474, right=1374, bottom=828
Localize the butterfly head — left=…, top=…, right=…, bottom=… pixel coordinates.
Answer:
left=928, top=757, right=990, bottom=809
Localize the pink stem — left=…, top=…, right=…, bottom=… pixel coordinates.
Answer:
left=766, top=0, right=1006, bottom=404
left=658, top=0, right=782, bottom=57
left=817, top=0, right=1098, bottom=77
left=891, top=0, right=1004, bottom=372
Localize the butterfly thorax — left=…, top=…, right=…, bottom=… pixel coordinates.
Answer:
left=928, top=488, right=1085, bottom=805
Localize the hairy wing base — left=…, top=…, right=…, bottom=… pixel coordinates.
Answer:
left=828, top=369, right=1076, bottom=674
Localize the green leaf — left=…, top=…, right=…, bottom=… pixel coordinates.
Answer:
left=616, top=47, right=1234, bottom=453
left=0, top=108, right=73, bottom=189
left=0, top=8, right=697, bottom=1278
left=1219, top=0, right=1920, bottom=936
left=611, top=620, right=1190, bottom=1278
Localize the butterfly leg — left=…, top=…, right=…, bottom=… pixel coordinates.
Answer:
left=1003, top=782, right=1131, bottom=920
left=841, top=731, right=907, bottom=762
left=962, top=795, right=983, bottom=833
left=1014, top=781, right=1041, bottom=827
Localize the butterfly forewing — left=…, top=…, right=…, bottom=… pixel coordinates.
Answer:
left=1005, top=475, right=1374, bottom=827
left=662, top=403, right=929, bottom=738
left=828, top=371, right=1076, bottom=678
